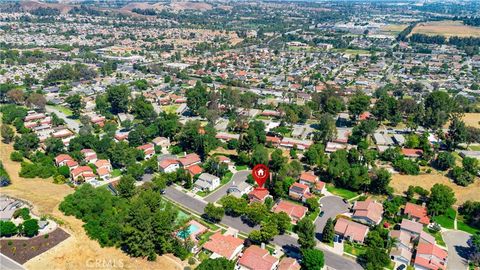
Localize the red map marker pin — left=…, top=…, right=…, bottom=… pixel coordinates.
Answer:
left=252, top=164, right=269, bottom=190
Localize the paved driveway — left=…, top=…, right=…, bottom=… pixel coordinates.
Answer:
left=204, top=170, right=250, bottom=203
left=0, top=253, right=24, bottom=270
left=443, top=230, right=471, bottom=270
left=315, top=196, right=350, bottom=240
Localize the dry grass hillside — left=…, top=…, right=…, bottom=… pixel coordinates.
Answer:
left=0, top=141, right=183, bottom=270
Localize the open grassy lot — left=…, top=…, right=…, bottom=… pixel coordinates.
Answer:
left=326, top=184, right=359, bottom=200
left=379, top=24, right=408, bottom=35
left=462, top=113, right=480, bottom=128
left=411, top=20, right=480, bottom=38
left=48, top=105, right=73, bottom=116
left=390, top=171, right=480, bottom=205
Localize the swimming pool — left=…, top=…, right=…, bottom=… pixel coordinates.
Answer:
left=177, top=224, right=200, bottom=239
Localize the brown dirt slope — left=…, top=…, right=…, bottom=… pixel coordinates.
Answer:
left=0, top=141, right=183, bottom=270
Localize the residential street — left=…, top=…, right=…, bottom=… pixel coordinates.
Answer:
left=443, top=230, right=471, bottom=270
left=45, top=106, right=80, bottom=132
left=164, top=186, right=363, bottom=270
left=204, top=170, right=250, bottom=203
left=315, top=196, right=350, bottom=240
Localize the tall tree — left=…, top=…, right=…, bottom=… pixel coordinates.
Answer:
left=297, top=217, right=316, bottom=249
left=65, top=94, right=83, bottom=117
left=106, top=84, right=130, bottom=114
left=428, top=184, right=456, bottom=216
left=301, top=249, right=325, bottom=270
left=348, top=92, right=370, bottom=120
left=322, top=218, right=335, bottom=243
left=118, top=175, right=136, bottom=198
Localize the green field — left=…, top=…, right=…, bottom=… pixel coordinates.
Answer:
left=48, top=105, right=73, bottom=116
left=326, top=185, right=359, bottom=200
left=457, top=220, right=479, bottom=235
left=432, top=208, right=456, bottom=229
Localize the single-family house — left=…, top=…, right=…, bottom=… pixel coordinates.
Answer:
left=352, top=200, right=384, bottom=226
left=414, top=242, right=448, bottom=270
left=186, top=164, right=203, bottom=177
left=195, top=173, right=220, bottom=192
left=288, top=182, right=312, bottom=202
left=179, top=153, right=201, bottom=167
left=227, top=181, right=253, bottom=198
left=237, top=245, right=279, bottom=270
left=272, top=200, right=308, bottom=224
left=203, top=232, right=244, bottom=260
left=248, top=189, right=271, bottom=203
left=55, top=154, right=74, bottom=167
left=70, top=166, right=96, bottom=183
left=81, top=149, right=97, bottom=164
left=404, top=202, right=430, bottom=225
left=277, top=257, right=301, bottom=270
left=402, top=148, right=423, bottom=159
left=334, top=218, right=369, bottom=243
left=137, top=143, right=155, bottom=159
left=159, top=159, right=180, bottom=173
left=400, top=219, right=423, bottom=237
left=299, top=172, right=317, bottom=187
left=152, top=136, right=170, bottom=149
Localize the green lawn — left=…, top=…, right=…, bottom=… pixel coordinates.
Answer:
left=343, top=242, right=367, bottom=256
left=196, top=190, right=209, bottom=197
left=457, top=220, right=480, bottom=235
left=221, top=172, right=233, bottom=185
left=49, top=105, right=73, bottom=116
left=432, top=208, right=456, bottom=229
left=469, top=145, right=480, bottom=151
left=326, top=185, right=359, bottom=200
left=235, top=165, right=249, bottom=171
left=161, top=105, right=179, bottom=114
left=111, top=169, right=122, bottom=178
left=423, top=227, right=446, bottom=247
left=306, top=208, right=320, bottom=222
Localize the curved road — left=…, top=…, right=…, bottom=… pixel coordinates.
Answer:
left=443, top=230, right=470, bottom=270
left=164, top=185, right=362, bottom=270
left=315, top=196, right=350, bottom=240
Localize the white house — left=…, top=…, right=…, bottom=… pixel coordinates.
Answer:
left=194, top=173, right=220, bottom=191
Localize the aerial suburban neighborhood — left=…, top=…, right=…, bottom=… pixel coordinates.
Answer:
left=0, top=1, right=480, bottom=270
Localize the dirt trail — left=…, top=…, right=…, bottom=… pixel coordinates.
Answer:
left=0, top=141, right=183, bottom=270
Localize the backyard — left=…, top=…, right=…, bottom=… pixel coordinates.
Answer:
left=326, top=184, right=360, bottom=200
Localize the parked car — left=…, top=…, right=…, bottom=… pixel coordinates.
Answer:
left=319, top=211, right=325, bottom=217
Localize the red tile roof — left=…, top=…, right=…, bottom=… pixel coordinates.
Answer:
left=238, top=245, right=278, bottom=270
left=415, top=242, right=448, bottom=270
left=300, top=172, right=317, bottom=183
left=186, top=164, right=203, bottom=176
left=248, top=189, right=270, bottom=202
left=401, top=148, right=423, bottom=157
left=273, top=200, right=307, bottom=222
left=179, top=153, right=201, bottom=167
left=277, top=257, right=301, bottom=270
left=352, top=200, right=384, bottom=224
left=203, top=232, right=243, bottom=259
left=159, top=159, right=180, bottom=169
left=55, top=154, right=73, bottom=164
left=334, top=218, right=369, bottom=243
left=404, top=202, right=430, bottom=225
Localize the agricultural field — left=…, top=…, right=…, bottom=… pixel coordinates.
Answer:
left=411, top=20, right=480, bottom=38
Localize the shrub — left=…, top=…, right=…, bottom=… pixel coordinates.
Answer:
left=10, top=151, right=24, bottom=162
left=394, top=159, right=420, bottom=175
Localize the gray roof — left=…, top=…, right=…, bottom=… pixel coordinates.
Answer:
left=198, top=173, right=219, bottom=184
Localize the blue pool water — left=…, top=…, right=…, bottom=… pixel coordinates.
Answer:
left=177, top=224, right=200, bottom=239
